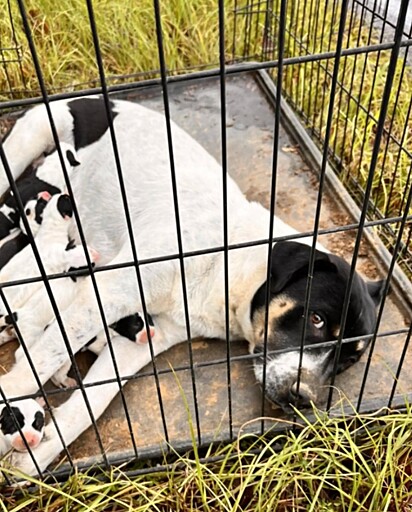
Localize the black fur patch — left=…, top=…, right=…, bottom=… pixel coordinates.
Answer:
left=4, top=311, right=18, bottom=325
left=0, top=212, right=15, bottom=239
left=32, top=411, right=45, bottom=432
left=0, top=232, right=28, bottom=270
left=84, top=335, right=97, bottom=348
left=0, top=406, right=25, bottom=435
left=56, top=194, right=73, bottom=218
left=68, top=98, right=118, bottom=150
left=5, top=176, right=60, bottom=215
left=34, top=196, right=49, bottom=225
left=112, top=313, right=153, bottom=341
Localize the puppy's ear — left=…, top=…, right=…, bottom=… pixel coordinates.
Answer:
left=66, top=149, right=80, bottom=167
left=367, top=279, right=387, bottom=306
left=57, top=194, right=73, bottom=219
left=270, top=241, right=337, bottom=294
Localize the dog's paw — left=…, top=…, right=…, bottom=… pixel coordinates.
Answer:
left=51, top=374, right=77, bottom=389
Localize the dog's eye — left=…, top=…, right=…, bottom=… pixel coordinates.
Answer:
left=311, top=313, right=324, bottom=329
left=25, top=208, right=31, bottom=216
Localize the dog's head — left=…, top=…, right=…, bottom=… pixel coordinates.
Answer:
left=250, top=241, right=385, bottom=411
left=0, top=399, right=45, bottom=452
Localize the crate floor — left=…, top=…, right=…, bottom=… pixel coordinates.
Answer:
left=0, top=73, right=410, bottom=468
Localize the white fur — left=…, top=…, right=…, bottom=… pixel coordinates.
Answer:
left=0, top=98, right=327, bottom=476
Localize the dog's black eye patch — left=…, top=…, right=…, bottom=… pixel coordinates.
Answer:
left=34, top=197, right=49, bottom=224
left=0, top=406, right=25, bottom=435
left=32, top=411, right=45, bottom=432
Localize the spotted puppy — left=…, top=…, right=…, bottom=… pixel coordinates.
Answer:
left=0, top=143, right=80, bottom=269
left=51, top=312, right=156, bottom=388
left=0, top=399, right=45, bottom=456
left=0, top=193, right=99, bottom=350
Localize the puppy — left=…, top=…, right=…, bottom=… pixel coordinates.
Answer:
left=0, top=193, right=99, bottom=349
left=0, top=144, right=80, bottom=268
left=51, top=312, right=156, bottom=388
left=0, top=399, right=45, bottom=455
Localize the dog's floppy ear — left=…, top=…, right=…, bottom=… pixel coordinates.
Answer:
left=367, top=279, right=387, bottom=306
left=270, top=241, right=337, bottom=294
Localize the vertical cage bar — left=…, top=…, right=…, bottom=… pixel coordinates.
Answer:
left=152, top=0, right=202, bottom=444
left=218, top=0, right=233, bottom=439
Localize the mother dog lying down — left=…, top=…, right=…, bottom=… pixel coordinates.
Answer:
left=0, top=97, right=383, bottom=475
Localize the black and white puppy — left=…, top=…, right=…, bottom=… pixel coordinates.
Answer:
left=0, top=97, right=385, bottom=476
left=0, top=399, right=45, bottom=455
left=0, top=193, right=99, bottom=349
left=52, top=312, right=156, bottom=388
left=0, top=143, right=80, bottom=269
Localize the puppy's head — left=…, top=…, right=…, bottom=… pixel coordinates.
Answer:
left=250, top=241, right=385, bottom=411
left=0, top=399, right=45, bottom=452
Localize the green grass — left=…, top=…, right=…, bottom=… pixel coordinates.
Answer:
left=0, top=0, right=244, bottom=98
left=276, top=1, right=411, bottom=253
left=1, top=403, right=412, bottom=511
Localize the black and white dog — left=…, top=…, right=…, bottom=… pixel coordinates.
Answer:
left=0, top=97, right=384, bottom=475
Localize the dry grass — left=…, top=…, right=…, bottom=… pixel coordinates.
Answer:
left=1, top=403, right=412, bottom=511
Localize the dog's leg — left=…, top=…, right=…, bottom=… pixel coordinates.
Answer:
left=0, top=258, right=169, bottom=398
left=0, top=101, right=74, bottom=196
left=9, top=333, right=176, bottom=477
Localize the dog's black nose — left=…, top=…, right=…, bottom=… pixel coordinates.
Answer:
left=289, top=382, right=314, bottom=408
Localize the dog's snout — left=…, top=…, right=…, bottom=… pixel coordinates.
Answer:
left=289, top=382, right=315, bottom=408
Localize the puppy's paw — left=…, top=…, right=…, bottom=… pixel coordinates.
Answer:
left=50, top=374, right=77, bottom=389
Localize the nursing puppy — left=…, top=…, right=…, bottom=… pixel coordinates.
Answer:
left=52, top=312, right=156, bottom=388
left=0, top=193, right=99, bottom=345
left=0, top=97, right=384, bottom=476
left=0, top=143, right=80, bottom=269
left=0, top=399, right=45, bottom=456
left=0, top=192, right=99, bottom=338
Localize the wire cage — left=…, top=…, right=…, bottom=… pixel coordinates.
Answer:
left=0, top=0, right=411, bottom=483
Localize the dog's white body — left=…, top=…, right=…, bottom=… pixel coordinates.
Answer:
left=0, top=98, right=315, bottom=475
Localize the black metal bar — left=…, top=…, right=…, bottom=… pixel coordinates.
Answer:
left=82, top=0, right=151, bottom=458
left=217, top=0, right=234, bottom=439
left=0, top=212, right=410, bottom=292
left=387, top=323, right=412, bottom=408
left=1, top=38, right=412, bottom=112
left=14, top=0, right=111, bottom=471
left=261, top=0, right=287, bottom=430
left=2, top=325, right=408, bottom=407
left=152, top=0, right=201, bottom=444
left=356, top=162, right=412, bottom=408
